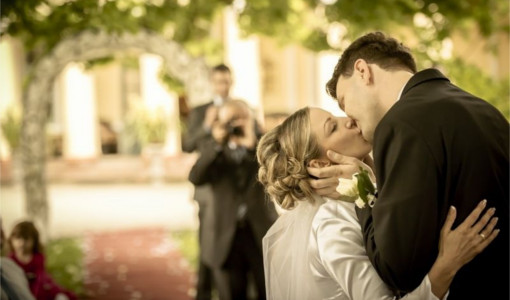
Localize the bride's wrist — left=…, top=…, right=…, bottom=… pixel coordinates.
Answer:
left=428, top=258, right=457, bottom=299
left=431, top=258, right=457, bottom=280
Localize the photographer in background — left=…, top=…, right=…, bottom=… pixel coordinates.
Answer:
left=182, top=63, right=233, bottom=300
left=189, top=100, right=278, bottom=300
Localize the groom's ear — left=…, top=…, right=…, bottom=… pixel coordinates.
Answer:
left=353, top=59, right=372, bottom=85
left=308, top=159, right=331, bottom=168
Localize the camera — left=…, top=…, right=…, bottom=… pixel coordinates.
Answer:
left=226, top=121, right=244, bottom=137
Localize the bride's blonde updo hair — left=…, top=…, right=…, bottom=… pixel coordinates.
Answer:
left=257, top=107, right=321, bottom=210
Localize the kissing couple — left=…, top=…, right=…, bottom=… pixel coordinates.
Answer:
left=257, top=32, right=509, bottom=300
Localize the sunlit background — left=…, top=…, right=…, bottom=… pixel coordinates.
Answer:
left=1, top=0, right=508, bottom=299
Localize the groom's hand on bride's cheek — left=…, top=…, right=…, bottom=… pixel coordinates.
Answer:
left=326, top=150, right=376, bottom=182
left=307, top=150, right=376, bottom=199
left=307, top=166, right=342, bottom=200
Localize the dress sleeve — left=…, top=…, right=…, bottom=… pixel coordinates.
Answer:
left=315, top=205, right=446, bottom=300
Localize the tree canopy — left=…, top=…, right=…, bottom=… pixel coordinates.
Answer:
left=1, top=0, right=508, bottom=116
left=1, top=0, right=229, bottom=64
left=2, top=0, right=507, bottom=63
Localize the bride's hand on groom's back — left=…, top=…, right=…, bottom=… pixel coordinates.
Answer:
left=438, top=200, right=499, bottom=271
left=307, top=150, right=375, bottom=199
left=428, top=200, right=499, bottom=298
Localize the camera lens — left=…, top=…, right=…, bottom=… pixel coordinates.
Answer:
left=226, top=123, right=244, bottom=137
left=232, top=126, right=244, bottom=137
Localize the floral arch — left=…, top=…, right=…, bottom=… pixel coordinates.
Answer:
left=21, top=30, right=212, bottom=235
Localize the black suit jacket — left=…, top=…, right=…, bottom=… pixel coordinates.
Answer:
left=188, top=139, right=278, bottom=268
left=356, top=69, right=509, bottom=299
left=182, top=101, right=216, bottom=211
left=182, top=101, right=216, bottom=264
left=182, top=101, right=214, bottom=153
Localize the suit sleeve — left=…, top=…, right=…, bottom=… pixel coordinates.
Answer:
left=356, top=120, right=440, bottom=293
left=188, top=139, right=223, bottom=186
left=182, top=106, right=211, bottom=153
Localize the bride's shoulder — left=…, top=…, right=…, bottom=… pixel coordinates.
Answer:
left=323, top=197, right=356, bottom=214
left=312, top=198, right=358, bottom=229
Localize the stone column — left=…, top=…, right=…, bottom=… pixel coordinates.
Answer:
left=224, top=8, right=262, bottom=110
left=0, top=37, right=24, bottom=161
left=139, top=54, right=181, bottom=157
left=61, top=63, right=100, bottom=159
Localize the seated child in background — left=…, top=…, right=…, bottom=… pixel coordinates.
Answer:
left=7, top=221, right=77, bottom=300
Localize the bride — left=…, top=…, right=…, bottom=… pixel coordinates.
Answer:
left=256, top=107, right=499, bottom=300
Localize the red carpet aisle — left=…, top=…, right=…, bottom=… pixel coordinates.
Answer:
left=83, top=228, right=194, bottom=300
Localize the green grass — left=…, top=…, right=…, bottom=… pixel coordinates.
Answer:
left=46, top=237, right=85, bottom=297
left=171, top=230, right=199, bottom=271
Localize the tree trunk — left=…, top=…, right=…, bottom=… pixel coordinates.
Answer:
left=22, top=94, right=50, bottom=242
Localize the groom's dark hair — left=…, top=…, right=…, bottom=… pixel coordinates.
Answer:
left=326, top=32, right=417, bottom=99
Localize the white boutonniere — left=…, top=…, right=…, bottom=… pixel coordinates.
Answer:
left=337, top=168, right=377, bottom=209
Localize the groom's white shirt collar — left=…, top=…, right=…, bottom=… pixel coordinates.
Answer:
left=396, top=83, right=406, bottom=101
left=396, top=77, right=411, bottom=101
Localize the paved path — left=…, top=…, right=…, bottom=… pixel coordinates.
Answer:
left=0, top=182, right=198, bottom=238
left=84, top=228, right=194, bottom=300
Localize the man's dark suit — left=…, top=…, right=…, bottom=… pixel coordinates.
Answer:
left=183, top=102, right=215, bottom=154
left=182, top=101, right=216, bottom=300
left=188, top=138, right=278, bottom=300
left=182, top=101, right=216, bottom=220
left=357, top=69, right=509, bottom=299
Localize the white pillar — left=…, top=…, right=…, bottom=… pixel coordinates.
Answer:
left=224, top=8, right=262, bottom=110
left=163, top=96, right=181, bottom=156
left=62, top=63, right=100, bottom=159
left=0, top=37, right=24, bottom=160
left=139, top=54, right=180, bottom=156
left=318, top=52, right=345, bottom=117
left=93, top=63, right=123, bottom=126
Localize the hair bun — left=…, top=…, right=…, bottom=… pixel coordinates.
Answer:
left=257, top=108, right=320, bottom=210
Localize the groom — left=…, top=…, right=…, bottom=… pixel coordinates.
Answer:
left=309, top=32, right=509, bottom=299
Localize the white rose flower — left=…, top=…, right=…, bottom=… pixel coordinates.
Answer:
left=336, top=176, right=358, bottom=197
left=355, top=197, right=366, bottom=209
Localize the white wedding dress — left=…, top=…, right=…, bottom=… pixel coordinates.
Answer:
left=263, top=195, right=447, bottom=300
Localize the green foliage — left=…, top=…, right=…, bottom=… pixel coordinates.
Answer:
left=3, top=0, right=506, bottom=60
left=46, top=237, right=85, bottom=297
left=442, top=58, right=510, bottom=120
left=237, top=0, right=508, bottom=53
left=83, top=56, right=115, bottom=70
left=126, top=102, right=169, bottom=145
left=1, top=0, right=230, bottom=64
left=355, top=168, right=376, bottom=203
left=0, top=103, right=22, bottom=151
left=2, top=0, right=506, bottom=70
left=171, top=230, right=198, bottom=271
left=160, top=69, right=185, bottom=95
